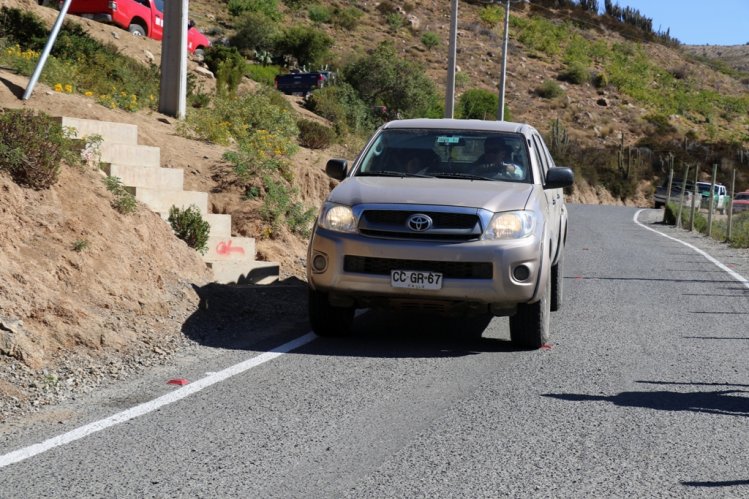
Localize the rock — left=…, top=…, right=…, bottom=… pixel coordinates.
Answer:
left=111, top=31, right=120, bottom=40
left=0, top=317, right=23, bottom=334
left=193, top=66, right=215, bottom=79
left=597, top=98, right=609, bottom=107
left=407, top=14, right=420, bottom=30
left=144, top=50, right=155, bottom=64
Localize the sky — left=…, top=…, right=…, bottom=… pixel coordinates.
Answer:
left=614, top=0, right=749, bottom=46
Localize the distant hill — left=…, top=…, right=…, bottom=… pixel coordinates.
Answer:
left=683, top=44, right=749, bottom=75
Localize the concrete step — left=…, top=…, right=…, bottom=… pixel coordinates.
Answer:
left=208, top=261, right=280, bottom=285
left=100, top=142, right=160, bottom=168
left=134, top=188, right=208, bottom=216
left=60, top=117, right=139, bottom=145
left=103, top=164, right=184, bottom=191
left=202, top=236, right=256, bottom=263
left=205, top=214, right=232, bottom=238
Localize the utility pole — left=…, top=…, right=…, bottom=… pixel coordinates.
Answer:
left=444, top=0, right=459, bottom=119
left=497, top=0, right=510, bottom=121
left=158, top=0, right=188, bottom=119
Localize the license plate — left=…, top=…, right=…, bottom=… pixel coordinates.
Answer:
left=390, top=270, right=443, bottom=290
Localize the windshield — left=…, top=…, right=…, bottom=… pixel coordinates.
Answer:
left=355, top=129, right=532, bottom=183
left=735, top=193, right=749, bottom=200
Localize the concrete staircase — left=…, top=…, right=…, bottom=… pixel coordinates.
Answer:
left=61, top=116, right=279, bottom=285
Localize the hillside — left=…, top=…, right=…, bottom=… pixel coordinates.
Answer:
left=1, top=0, right=749, bottom=420
left=684, top=43, right=749, bottom=74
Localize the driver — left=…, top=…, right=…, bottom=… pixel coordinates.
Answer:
left=473, top=137, right=524, bottom=179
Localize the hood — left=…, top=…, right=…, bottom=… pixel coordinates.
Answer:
left=327, top=177, right=534, bottom=213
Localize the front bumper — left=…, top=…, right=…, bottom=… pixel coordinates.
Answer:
left=307, top=227, right=543, bottom=312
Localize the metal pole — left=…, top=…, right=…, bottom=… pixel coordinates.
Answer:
left=22, top=0, right=73, bottom=100
left=707, top=163, right=717, bottom=237
left=444, top=0, right=459, bottom=119
left=497, top=0, right=510, bottom=121
left=727, top=168, right=736, bottom=242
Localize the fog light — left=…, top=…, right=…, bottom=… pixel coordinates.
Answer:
left=312, top=253, right=328, bottom=272
left=513, top=265, right=530, bottom=281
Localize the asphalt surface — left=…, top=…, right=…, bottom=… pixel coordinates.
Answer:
left=1, top=204, right=748, bottom=498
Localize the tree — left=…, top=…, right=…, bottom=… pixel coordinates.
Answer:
left=342, top=42, right=437, bottom=118
left=274, top=26, right=333, bottom=68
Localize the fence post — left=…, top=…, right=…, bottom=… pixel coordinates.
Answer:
left=727, top=168, right=736, bottom=242
left=677, top=164, right=690, bottom=228
left=707, top=164, right=717, bottom=238
left=663, top=167, right=674, bottom=223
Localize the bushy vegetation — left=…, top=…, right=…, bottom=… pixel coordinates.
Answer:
left=274, top=25, right=333, bottom=68
left=536, top=80, right=564, bottom=99
left=259, top=176, right=315, bottom=237
left=227, top=0, right=282, bottom=20
left=297, top=119, right=335, bottom=149
left=457, top=89, right=498, bottom=120
left=305, top=83, right=375, bottom=136
left=104, top=176, right=137, bottom=215
left=0, top=109, right=78, bottom=189
left=204, top=45, right=248, bottom=96
left=168, top=205, right=210, bottom=254
left=343, top=42, right=437, bottom=119
left=421, top=31, right=440, bottom=51
left=0, top=7, right=159, bottom=112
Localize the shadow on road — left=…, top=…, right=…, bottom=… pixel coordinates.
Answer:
left=543, top=389, right=749, bottom=417
left=0, top=74, right=24, bottom=99
left=182, top=279, right=518, bottom=358
left=680, top=479, right=749, bottom=488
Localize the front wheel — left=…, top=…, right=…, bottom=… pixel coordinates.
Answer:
left=308, top=289, right=354, bottom=337
left=128, top=24, right=146, bottom=37
left=509, top=271, right=551, bottom=349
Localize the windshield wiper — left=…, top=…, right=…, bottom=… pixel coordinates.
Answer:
left=358, top=170, right=433, bottom=178
left=433, top=172, right=493, bottom=181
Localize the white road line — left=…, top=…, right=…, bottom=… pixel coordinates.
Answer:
left=634, top=210, right=749, bottom=289
left=0, top=332, right=317, bottom=469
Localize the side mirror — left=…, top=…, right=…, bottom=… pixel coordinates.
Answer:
left=325, top=159, right=348, bottom=181
left=544, top=167, right=574, bottom=190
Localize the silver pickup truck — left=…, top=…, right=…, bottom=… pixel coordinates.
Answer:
left=306, top=119, right=574, bottom=348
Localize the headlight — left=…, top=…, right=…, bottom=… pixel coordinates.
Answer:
left=484, top=211, right=536, bottom=240
left=318, top=203, right=357, bottom=233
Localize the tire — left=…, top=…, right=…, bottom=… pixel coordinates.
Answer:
left=550, top=249, right=564, bottom=312
left=308, top=289, right=354, bottom=337
left=193, top=48, right=205, bottom=58
left=128, top=24, right=146, bottom=37
left=509, top=269, right=551, bottom=349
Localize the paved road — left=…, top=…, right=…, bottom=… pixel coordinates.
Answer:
left=1, top=204, right=748, bottom=498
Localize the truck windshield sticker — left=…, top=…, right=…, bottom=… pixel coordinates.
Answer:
left=437, top=136, right=460, bottom=144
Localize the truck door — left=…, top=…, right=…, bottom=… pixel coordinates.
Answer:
left=151, top=0, right=165, bottom=40
left=531, top=134, right=561, bottom=259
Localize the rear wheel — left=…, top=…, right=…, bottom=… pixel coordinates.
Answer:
left=128, top=24, right=146, bottom=36
left=509, top=270, right=550, bottom=349
left=550, top=250, right=564, bottom=312
left=308, top=289, right=354, bottom=337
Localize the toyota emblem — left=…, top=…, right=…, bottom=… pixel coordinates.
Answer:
left=407, top=214, right=433, bottom=232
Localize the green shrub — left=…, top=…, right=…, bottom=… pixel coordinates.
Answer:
left=479, top=5, right=504, bottom=27
left=104, top=176, right=137, bottom=214
left=728, top=212, right=749, bottom=248
left=385, top=13, right=404, bottom=32
left=246, top=63, right=281, bottom=86
left=281, top=0, right=314, bottom=9
left=260, top=176, right=315, bottom=237
left=230, top=12, right=279, bottom=55
left=559, top=62, right=590, bottom=84
left=376, top=1, right=398, bottom=15
left=455, top=71, right=470, bottom=89
left=274, top=26, right=333, bottom=68
left=332, top=7, right=363, bottom=31
left=536, top=79, right=564, bottom=98
left=305, top=82, right=374, bottom=136
left=0, top=109, right=77, bottom=189
left=168, top=205, right=210, bottom=254
left=421, top=31, right=440, bottom=51
left=227, top=0, right=281, bottom=20
left=457, top=88, right=498, bottom=120
left=308, top=4, right=332, bottom=23
left=72, top=239, right=89, bottom=252
left=592, top=71, right=609, bottom=89
left=0, top=7, right=48, bottom=49
left=297, top=119, right=335, bottom=149
left=204, top=45, right=247, bottom=96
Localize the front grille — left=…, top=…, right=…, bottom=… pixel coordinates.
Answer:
left=359, top=210, right=482, bottom=241
left=344, top=256, right=493, bottom=279
left=364, top=211, right=478, bottom=229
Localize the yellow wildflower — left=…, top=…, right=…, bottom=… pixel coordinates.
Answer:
left=64, top=84, right=73, bottom=93
left=54, top=83, right=63, bottom=92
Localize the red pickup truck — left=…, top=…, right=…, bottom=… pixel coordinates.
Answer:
left=64, top=0, right=211, bottom=54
